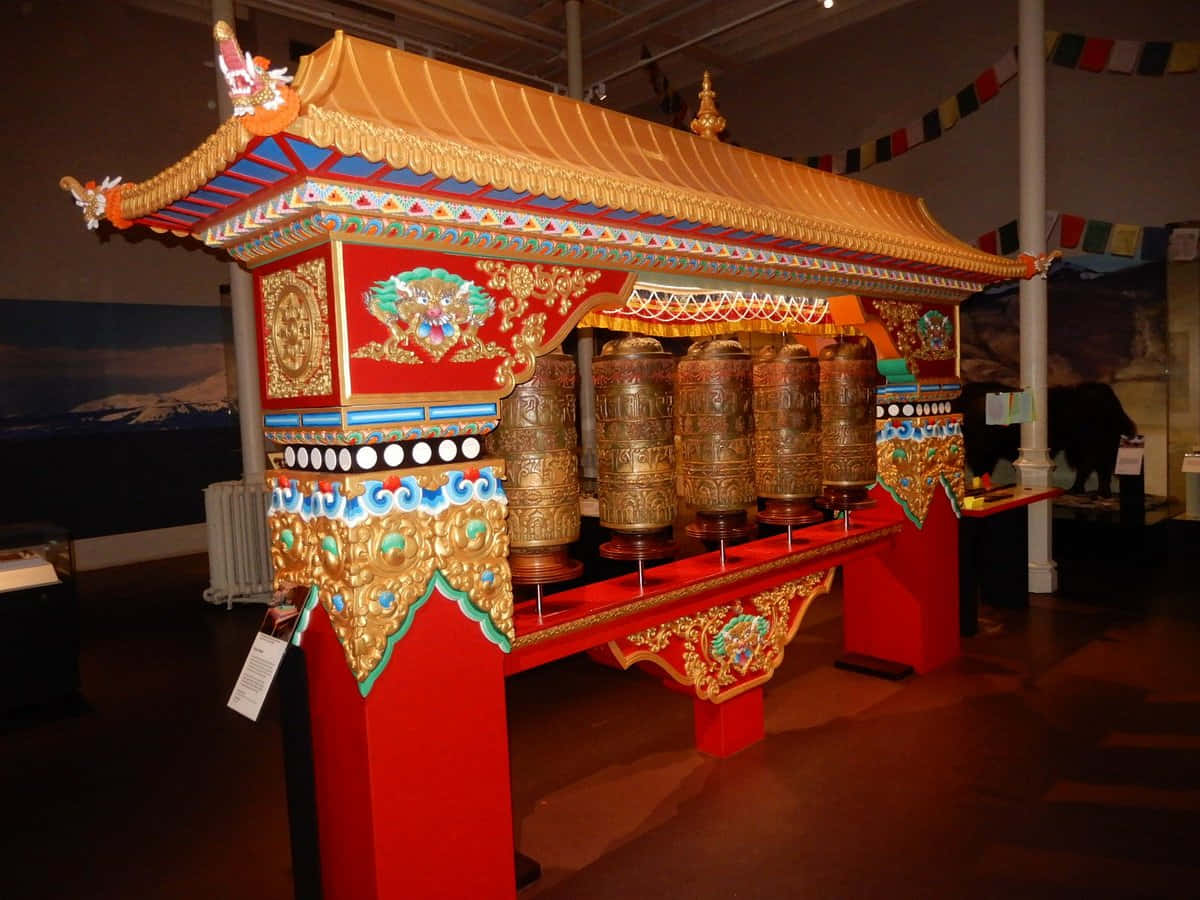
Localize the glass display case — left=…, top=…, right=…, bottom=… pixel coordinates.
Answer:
left=0, top=523, right=78, bottom=714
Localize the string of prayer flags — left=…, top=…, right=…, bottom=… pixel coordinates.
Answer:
left=803, top=30, right=1195, bottom=174
left=1047, top=33, right=1198, bottom=75
left=974, top=213, right=1183, bottom=263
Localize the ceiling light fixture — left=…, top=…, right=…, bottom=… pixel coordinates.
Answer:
left=823, top=0, right=835, bottom=8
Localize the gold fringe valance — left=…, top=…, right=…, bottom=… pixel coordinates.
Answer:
left=578, top=311, right=857, bottom=339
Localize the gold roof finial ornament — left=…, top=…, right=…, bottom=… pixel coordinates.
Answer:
left=690, top=70, right=727, bottom=141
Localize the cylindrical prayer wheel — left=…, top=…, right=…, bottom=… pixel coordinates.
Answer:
left=490, top=349, right=582, bottom=584
left=676, top=338, right=756, bottom=542
left=818, top=336, right=878, bottom=511
left=753, top=343, right=824, bottom=526
left=593, top=335, right=678, bottom=560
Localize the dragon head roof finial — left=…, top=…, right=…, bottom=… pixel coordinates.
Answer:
left=213, top=19, right=299, bottom=136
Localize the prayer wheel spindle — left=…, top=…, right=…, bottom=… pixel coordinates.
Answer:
left=593, top=335, right=678, bottom=561
left=753, top=344, right=824, bottom=526
left=490, top=349, right=583, bottom=584
left=817, top=336, right=878, bottom=512
left=677, top=338, right=756, bottom=543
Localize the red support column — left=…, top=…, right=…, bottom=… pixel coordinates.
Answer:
left=842, top=489, right=960, bottom=673
left=693, top=688, right=765, bottom=757
left=303, top=592, right=516, bottom=900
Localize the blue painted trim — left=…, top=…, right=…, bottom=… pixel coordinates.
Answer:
left=264, top=413, right=301, bottom=427
left=250, top=137, right=294, bottom=169
left=379, top=168, right=437, bottom=187
left=229, top=158, right=288, bottom=183
left=429, top=403, right=497, bottom=420
left=208, top=174, right=256, bottom=195
left=327, top=155, right=386, bottom=178
left=283, top=138, right=334, bottom=169
left=301, top=412, right=342, bottom=426
left=434, top=178, right=483, bottom=195
left=345, top=407, right=425, bottom=425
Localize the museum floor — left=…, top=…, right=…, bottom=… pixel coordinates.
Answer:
left=3, top=525, right=1198, bottom=900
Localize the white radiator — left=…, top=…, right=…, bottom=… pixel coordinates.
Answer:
left=203, top=480, right=273, bottom=608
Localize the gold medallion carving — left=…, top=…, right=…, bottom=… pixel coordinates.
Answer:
left=262, top=260, right=332, bottom=398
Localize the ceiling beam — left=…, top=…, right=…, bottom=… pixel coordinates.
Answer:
left=369, top=0, right=562, bottom=52
left=393, top=0, right=564, bottom=44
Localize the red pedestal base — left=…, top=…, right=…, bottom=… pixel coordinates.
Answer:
left=840, top=486, right=960, bottom=674
left=303, top=593, right=516, bottom=900
left=693, top=688, right=765, bottom=757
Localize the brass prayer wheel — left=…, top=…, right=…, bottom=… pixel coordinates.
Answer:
left=489, top=349, right=583, bottom=584
left=676, top=338, right=756, bottom=542
left=753, top=343, right=824, bottom=526
left=593, top=335, right=677, bottom=560
left=818, top=336, right=878, bottom=511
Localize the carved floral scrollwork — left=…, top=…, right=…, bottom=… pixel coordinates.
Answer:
left=475, top=260, right=604, bottom=330
left=874, top=416, right=965, bottom=527
left=611, top=569, right=835, bottom=702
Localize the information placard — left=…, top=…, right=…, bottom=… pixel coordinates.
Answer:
left=228, top=632, right=289, bottom=721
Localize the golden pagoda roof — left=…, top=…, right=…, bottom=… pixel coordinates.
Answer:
left=103, top=30, right=1024, bottom=281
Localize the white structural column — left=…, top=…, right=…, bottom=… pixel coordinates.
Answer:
left=1013, top=0, right=1057, bottom=593
left=212, top=0, right=265, bottom=483
left=565, top=0, right=598, bottom=479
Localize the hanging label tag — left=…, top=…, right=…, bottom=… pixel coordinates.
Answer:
left=228, top=632, right=289, bottom=721
left=1115, top=435, right=1145, bottom=476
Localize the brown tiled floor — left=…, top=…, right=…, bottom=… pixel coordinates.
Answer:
left=3, top=533, right=1198, bottom=899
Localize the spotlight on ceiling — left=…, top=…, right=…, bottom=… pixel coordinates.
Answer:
left=822, top=0, right=834, bottom=8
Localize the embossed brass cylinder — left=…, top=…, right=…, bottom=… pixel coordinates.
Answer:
left=593, top=335, right=677, bottom=560
left=753, top=344, right=824, bottom=525
left=489, top=349, right=583, bottom=584
left=676, top=338, right=756, bottom=542
left=818, top=336, right=878, bottom=511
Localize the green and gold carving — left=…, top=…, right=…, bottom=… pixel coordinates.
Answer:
left=268, top=467, right=513, bottom=688
left=875, top=417, right=965, bottom=527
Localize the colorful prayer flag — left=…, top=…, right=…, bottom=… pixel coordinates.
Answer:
left=1141, top=227, right=1169, bottom=261
left=1082, top=220, right=1113, bottom=254
left=937, top=96, right=960, bottom=130
left=1107, top=40, right=1141, bottom=73
left=890, top=128, right=909, bottom=157
left=998, top=219, right=1020, bottom=255
left=922, top=109, right=942, bottom=142
left=859, top=139, right=877, bottom=170
left=1108, top=224, right=1141, bottom=257
left=956, top=83, right=980, bottom=117
left=875, top=135, right=892, bottom=163
left=1167, top=41, right=1200, bottom=73
left=1052, top=33, right=1087, bottom=68
left=845, top=147, right=861, bottom=174
left=1059, top=214, right=1086, bottom=248
left=1137, top=41, right=1172, bottom=75
left=979, top=231, right=998, bottom=255
left=993, top=47, right=1018, bottom=84
left=1044, top=30, right=1061, bottom=59
left=819, top=154, right=834, bottom=172
left=975, top=67, right=999, bottom=103
left=904, top=118, right=924, bottom=150
left=1078, top=37, right=1114, bottom=71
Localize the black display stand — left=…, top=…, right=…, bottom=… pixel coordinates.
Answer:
left=958, top=505, right=1030, bottom=636
left=0, top=522, right=79, bottom=717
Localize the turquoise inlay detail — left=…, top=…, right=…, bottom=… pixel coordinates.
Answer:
left=380, top=532, right=406, bottom=554
left=321, top=535, right=339, bottom=557
left=264, top=413, right=301, bottom=427
left=428, top=403, right=498, bottom=420
left=346, top=407, right=425, bottom=425
left=290, top=585, right=320, bottom=647
left=481, top=569, right=495, bottom=585
left=465, top=519, right=487, bottom=540
left=280, top=529, right=295, bottom=550
left=301, top=412, right=342, bottom=426
left=378, top=591, right=395, bottom=609
left=332, top=594, right=345, bottom=612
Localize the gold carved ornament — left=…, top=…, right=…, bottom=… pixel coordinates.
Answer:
left=874, top=417, right=966, bottom=527
left=475, top=260, right=603, bottom=329
left=872, top=301, right=957, bottom=376
left=268, top=468, right=514, bottom=691
left=261, top=260, right=333, bottom=398
left=610, top=569, right=835, bottom=703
